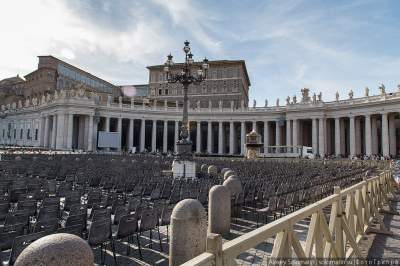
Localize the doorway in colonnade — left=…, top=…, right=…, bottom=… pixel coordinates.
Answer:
left=395, top=113, right=400, bottom=157
left=200, top=122, right=208, bottom=153
left=189, top=121, right=196, bottom=152
left=167, top=121, right=175, bottom=153
left=72, top=115, right=87, bottom=150
left=297, top=119, right=312, bottom=148
left=156, top=120, right=163, bottom=152
left=120, top=119, right=129, bottom=152
left=132, top=119, right=141, bottom=151
left=211, top=122, right=218, bottom=154
left=144, top=120, right=152, bottom=152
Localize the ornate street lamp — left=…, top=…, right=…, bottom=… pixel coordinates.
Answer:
left=164, top=40, right=209, bottom=159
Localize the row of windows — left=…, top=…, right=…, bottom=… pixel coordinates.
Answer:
left=150, top=67, right=241, bottom=82
left=153, top=83, right=242, bottom=96
left=2, top=128, right=38, bottom=141
left=57, top=64, right=114, bottom=94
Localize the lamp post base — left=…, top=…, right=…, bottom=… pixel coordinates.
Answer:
left=172, top=159, right=197, bottom=179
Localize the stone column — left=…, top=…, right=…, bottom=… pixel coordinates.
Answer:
left=128, top=119, right=134, bottom=150
left=51, top=115, right=57, bottom=149
left=252, top=121, right=257, bottom=132
left=264, top=121, right=269, bottom=153
left=286, top=120, right=292, bottom=147
left=163, top=120, right=168, bottom=153
left=349, top=116, right=356, bottom=157
left=195, top=121, right=201, bottom=153
left=312, top=118, right=318, bottom=155
left=318, top=118, right=325, bottom=157
left=218, top=121, right=223, bottom=154
left=241, top=121, right=246, bottom=155
left=43, top=116, right=50, bottom=148
left=151, top=120, right=157, bottom=152
left=207, top=121, right=212, bottom=153
left=293, top=119, right=298, bottom=147
left=334, top=117, right=341, bottom=156
left=229, top=121, right=234, bottom=155
left=275, top=121, right=281, bottom=146
left=93, top=117, right=98, bottom=152
left=87, top=115, right=93, bottom=151
left=56, top=113, right=65, bottom=150
left=365, top=114, right=371, bottom=156
left=140, top=119, right=145, bottom=152
left=389, top=114, right=396, bottom=156
left=382, top=113, right=389, bottom=157
left=371, top=116, right=378, bottom=155
left=174, top=120, right=179, bottom=153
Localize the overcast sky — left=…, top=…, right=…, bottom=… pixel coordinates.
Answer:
left=1, top=0, right=399, bottom=104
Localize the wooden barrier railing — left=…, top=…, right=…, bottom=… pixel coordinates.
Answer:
left=183, top=170, right=395, bottom=266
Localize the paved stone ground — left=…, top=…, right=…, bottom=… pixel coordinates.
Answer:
left=358, top=190, right=400, bottom=262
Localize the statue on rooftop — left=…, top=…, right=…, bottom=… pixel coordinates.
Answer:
left=335, top=91, right=339, bottom=101
left=379, top=83, right=386, bottom=95
left=293, top=95, right=297, bottom=104
left=286, top=96, right=290, bottom=105
left=397, top=84, right=400, bottom=91
left=317, top=92, right=322, bottom=102
left=312, top=93, right=316, bottom=103
left=365, top=87, right=369, bottom=97
left=349, top=90, right=354, bottom=100
left=301, top=88, right=310, bottom=102
left=253, top=99, right=256, bottom=108
left=276, top=98, right=280, bottom=106
left=264, top=99, right=268, bottom=107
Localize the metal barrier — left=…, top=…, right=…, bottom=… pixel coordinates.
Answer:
left=183, top=170, right=395, bottom=265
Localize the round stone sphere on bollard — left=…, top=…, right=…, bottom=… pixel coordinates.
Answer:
left=14, top=233, right=93, bottom=266
left=170, top=199, right=207, bottom=266
left=207, top=165, right=218, bottom=177
left=208, top=185, right=231, bottom=237
left=223, top=175, right=242, bottom=196
left=200, top=164, right=208, bottom=173
left=223, top=170, right=235, bottom=180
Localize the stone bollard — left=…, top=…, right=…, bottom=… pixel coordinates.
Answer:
left=221, top=168, right=230, bottom=175
left=170, top=199, right=207, bottom=266
left=15, top=156, right=22, bottom=161
left=15, top=233, right=93, bottom=266
left=208, top=165, right=218, bottom=177
left=224, top=170, right=235, bottom=180
left=200, top=164, right=208, bottom=173
left=223, top=175, right=242, bottom=196
left=208, top=185, right=231, bottom=237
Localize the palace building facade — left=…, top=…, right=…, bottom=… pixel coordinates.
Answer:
left=0, top=56, right=399, bottom=158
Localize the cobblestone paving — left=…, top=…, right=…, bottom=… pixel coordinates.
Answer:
left=359, top=191, right=400, bottom=261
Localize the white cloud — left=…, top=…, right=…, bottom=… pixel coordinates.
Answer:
left=0, top=0, right=171, bottom=82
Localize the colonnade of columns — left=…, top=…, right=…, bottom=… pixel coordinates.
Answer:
left=286, top=112, right=399, bottom=158
left=1, top=112, right=398, bottom=158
